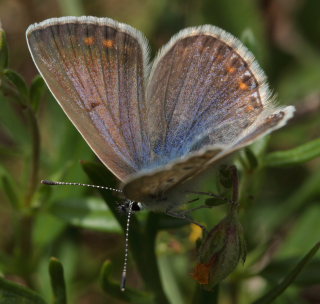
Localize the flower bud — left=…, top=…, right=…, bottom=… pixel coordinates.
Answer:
left=192, top=206, right=246, bottom=289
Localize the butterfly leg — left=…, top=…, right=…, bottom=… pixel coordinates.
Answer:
left=186, top=191, right=230, bottom=204
left=166, top=208, right=207, bottom=232
left=185, top=204, right=212, bottom=213
left=166, top=166, right=240, bottom=232
left=187, top=165, right=239, bottom=205
left=185, top=197, right=200, bottom=204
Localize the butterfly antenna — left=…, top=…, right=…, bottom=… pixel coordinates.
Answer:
left=42, top=179, right=133, bottom=290
left=41, top=179, right=122, bottom=193
left=121, top=200, right=134, bottom=292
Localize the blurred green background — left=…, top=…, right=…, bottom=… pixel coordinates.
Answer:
left=0, top=0, right=319, bottom=303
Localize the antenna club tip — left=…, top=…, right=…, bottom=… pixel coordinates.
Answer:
left=41, top=179, right=56, bottom=185
left=121, top=272, right=126, bottom=292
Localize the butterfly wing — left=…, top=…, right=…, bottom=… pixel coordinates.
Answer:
left=123, top=25, right=294, bottom=204
left=122, top=145, right=224, bottom=203
left=26, top=16, right=150, bottom=181
left=145, top=25, right=271, bottom=160
left=232, top=106, right=295, bottom=149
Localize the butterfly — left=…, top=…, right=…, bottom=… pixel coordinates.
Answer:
left=26, top=16, right=295, bottom=217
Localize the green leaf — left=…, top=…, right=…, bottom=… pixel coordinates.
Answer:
left=201, top=0, right=268, bottom=64
left=261, top=258, right=320, bottom=286
left=0, top=22, right=8, bottom=70
left=0, top=92, right=29, bottom=145
left=276, top=205, right=320, bottom=258
left=277, top=59, right=320, bottom=104
left=252, top=242, right=320, bottom=304
left=29, top=76, right=46, bottom=111
left=57, top=0, right=85, bottom=16
left=49, top=258, right=67, bottom=304
left=33, top=213, right=66, bottom=249
left=266, top=169, right=320, bottom=230
left=3, top=69, right=29, bottom=103
left=0, top=276, right=47, bottom=304
left=205, top=197, right=228, bottom=207
left=81, top=161, right=128, bottom=229
left=0, top=163, right=21, bottom=209
left=99, top=261, right=153, bottom=304
left=156, top=213, right=188, bottom=230
left=48, top=197, right=121, bottom=233
left=264, top=137, right=320, bottom=167
left=158, top=254, right=186, bottom=304
left=244, top=148, right=259, bottom=170
left=1, top=175, right=20, bottom=209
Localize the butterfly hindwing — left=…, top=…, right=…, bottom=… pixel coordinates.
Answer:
left=122, top=146, right=224, bottom=204
left=123, top=105, right=295, bottom=205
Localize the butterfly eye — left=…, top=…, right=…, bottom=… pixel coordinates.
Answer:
left=131, top=202, right=142, bottom=211
left=116, top=201, right=142, bottom=214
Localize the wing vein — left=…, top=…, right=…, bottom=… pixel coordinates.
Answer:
left=50, top=26, right=87, bottom=109
left=164, top=42, right=199, bottom=146
left=117, top=35, right=135, bottom=165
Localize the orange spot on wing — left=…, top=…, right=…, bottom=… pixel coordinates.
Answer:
left=239, top=82, right=249, bottom=90
left=103, top=39, right=114, bottom=48
left=84, top=37, right=94, bottom=45
left=227, top=66, right=236, bottom=73
left=245, top=105, right=254, bottom=112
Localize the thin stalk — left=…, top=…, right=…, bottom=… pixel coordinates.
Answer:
left=14, top=213, right=34, bottom=288
left=143, top=213, right=170, bottom=304
left=24, top=106, right=40, bottom=207
left=192, top=284, right=219, bottom=304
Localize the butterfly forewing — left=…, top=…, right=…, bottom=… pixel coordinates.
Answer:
left=145, top=26, right=268, bottom=163
left=27, top=17, right=150, bottom=181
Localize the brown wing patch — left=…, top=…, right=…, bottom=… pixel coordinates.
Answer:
left=122, top=147, right=223, bottom=203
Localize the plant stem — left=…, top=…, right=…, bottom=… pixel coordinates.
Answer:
left=143, top=213, right=170, bottom=304
left=14, top=213, right=34, bottom=288
left=192, top=284, right=219, bottom=304
left=24, top=106, right=40, bottom=207
left=230, top=282, right=239, bottom=304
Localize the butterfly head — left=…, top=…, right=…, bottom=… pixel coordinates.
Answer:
left=117, top=200, right=143, bottom=214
